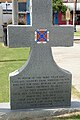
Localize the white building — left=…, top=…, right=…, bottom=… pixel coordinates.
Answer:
left=63, top=0, right=80, bottom=25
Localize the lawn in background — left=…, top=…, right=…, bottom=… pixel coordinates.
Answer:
left=0, top=42, right=30, bottom=102
left=53, top=114, right=80, bottom=120
left=74, top=30, right=80, bottom=36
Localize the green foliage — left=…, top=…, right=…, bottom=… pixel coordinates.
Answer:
left=52, top=0, right=67, bottom=14
left=61, top=5, right=67, bottom=14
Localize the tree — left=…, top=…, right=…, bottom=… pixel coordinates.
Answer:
left=52, top=0, right=67, bottom=14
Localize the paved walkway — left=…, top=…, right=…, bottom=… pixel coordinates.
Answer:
left=74, top=36, right=80, bottom=40
left=52, top=42, right=80, bottom=92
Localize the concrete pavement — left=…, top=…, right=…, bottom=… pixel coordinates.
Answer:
left=74, top=36, right=80, bottom=40
left=52, top=42, right=80, bottom=92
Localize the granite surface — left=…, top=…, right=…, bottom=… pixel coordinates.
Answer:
left=7, top=0, right=74, bottom=110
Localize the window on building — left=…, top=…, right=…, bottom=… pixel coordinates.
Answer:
left=18, top=2, right=26, bottom=12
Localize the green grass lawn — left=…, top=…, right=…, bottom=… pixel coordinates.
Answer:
left=0, top=42, right=30, bottom=102
left=52, top=114, right=80, bottom=120
left=74, top=30, right=80, bottom=36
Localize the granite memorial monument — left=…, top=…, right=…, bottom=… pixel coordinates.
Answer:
left=7, top=0, right=74, bottom=110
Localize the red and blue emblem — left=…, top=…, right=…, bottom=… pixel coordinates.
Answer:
left=35, top=29, right=49, bottom=43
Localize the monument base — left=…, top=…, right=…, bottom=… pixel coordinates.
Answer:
left=0, top=100, right=80, bottom=120
left=10, top=71, right=71, bottom=110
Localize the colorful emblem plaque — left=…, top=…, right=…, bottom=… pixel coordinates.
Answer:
left=35, top=29, right=49, bottom=43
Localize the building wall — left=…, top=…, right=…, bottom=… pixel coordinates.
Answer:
left=64, top=0, right=80, bottom=25
left=58, top=0, right=80, bottom=25
left=0, top=0, right=28, bottom=24
left=63, top=0, right=80, bottom=3
left=0, top=0, right=26, bottom=2
left=3, top=14, right=12, bottom=23
left=0, top=0, right=11, bottom=2
left=58, top=11, right=73, bottom=25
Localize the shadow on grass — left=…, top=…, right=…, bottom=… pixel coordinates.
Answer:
left=0, top=59, right=26, bottom=63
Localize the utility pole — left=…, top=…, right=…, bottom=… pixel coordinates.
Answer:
left=74, top=0, right=77, bottom=32
left=12, top=0, right=18, bottom=25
